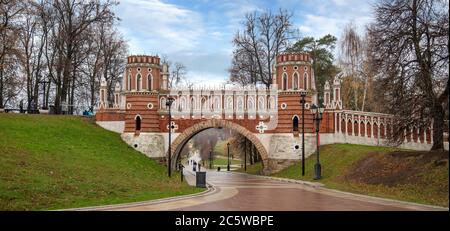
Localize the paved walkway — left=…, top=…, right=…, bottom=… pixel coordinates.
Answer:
left=74, top=167, right=446, bottom=211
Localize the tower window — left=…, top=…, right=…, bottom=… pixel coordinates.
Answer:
left=282, top=73, right=288, bottom=90
left=135, top=116, right=141, bottom=131
left=148, top=74, right=152, bottom=90
left=136, top=74, right=142, bottom=91
left=293, top=115, right=299, bottom=132
left=128, top=74, right=131, bottom=90
left=293, top=72, right=299, bottom=90
left=303, top=73, right=308, bottom=89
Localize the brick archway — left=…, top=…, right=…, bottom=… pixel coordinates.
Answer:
left=169, top=119, right=269, bottom=173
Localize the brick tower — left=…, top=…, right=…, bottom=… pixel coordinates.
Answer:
left=123, top=55, right=169, bottom=134
left=273, top=52, right=316, bottom=135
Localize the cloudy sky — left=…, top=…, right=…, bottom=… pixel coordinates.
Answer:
left=113, top=0, right=375, bottom=84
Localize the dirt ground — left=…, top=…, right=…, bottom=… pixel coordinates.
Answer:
left=342, top=150, right=449, bottom=187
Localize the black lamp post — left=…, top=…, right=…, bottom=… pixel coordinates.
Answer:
left=310, top=102, right=325, bottom=180
left=209, top=150, right=213, bottom=169
left=244, top=138, right=247, bottom=172
left=166, top=97, right=175, bottom=177
left=179, top=163, right=184, bottom=182
left=300, top=90, right=307, bottom=176
left=39, top=80, right=50, bottom=109
left=227, top=142, right=230, bottom=171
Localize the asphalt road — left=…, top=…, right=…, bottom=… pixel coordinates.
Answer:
left=83, top=169, right=445, bottom=211
left=173, top=171, right=411, bottom=211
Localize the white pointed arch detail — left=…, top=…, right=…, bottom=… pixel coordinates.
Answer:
left=282, top=72, right=288, bottom=90
left=147, top=73, right=153, bottom=90
left=292, top=71, right=299, bottom=90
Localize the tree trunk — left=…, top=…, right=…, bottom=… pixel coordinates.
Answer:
left=0, top=67, right=3, bottom=108
left=431, top=103, right=445, bottom=150
left=70, top=65, right=76, bottom=114
left=45, top=81, right=50, bottom=108
left=361, top=74, right=368, bottom=111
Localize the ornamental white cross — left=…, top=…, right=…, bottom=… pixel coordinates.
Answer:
left=167, top=121, right=179, bottom=132
left=256, top=121, right=268, bottom=134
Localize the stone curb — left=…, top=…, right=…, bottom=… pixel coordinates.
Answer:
left=231, top=171, right=448, bottom=211
left=320, top=188, right=449, bottom=211
left=57, top=181, right=215, bottom=211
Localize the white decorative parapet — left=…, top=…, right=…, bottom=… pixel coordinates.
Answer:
left=332, top=110, right=448, bottom=151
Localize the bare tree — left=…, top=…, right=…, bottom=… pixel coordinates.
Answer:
left=368, top=0, right=449, bottom=150
left=0, top=0, right=24, bottom=108
left=18, top=1, right=47, bottom=112
left=50, top=0, right=117, bottom=114
left=161, top=56, right=188, bottom=88
left=339, top=22, right=375, bottom=111
left=230, top=9, right=293, bottom=88
left=229, top=48, right=258, bottom=86
left=170, top=62, right=187, bottom=88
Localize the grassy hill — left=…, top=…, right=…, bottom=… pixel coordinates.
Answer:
left=0, top=114, right=203, bottom=210
left=272, top=144, right=449, bottom=207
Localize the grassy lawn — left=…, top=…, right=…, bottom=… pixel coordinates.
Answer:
left=272, top=143, right=449, bottom=207
left=213, top=140, right=228, bottom=156
left=235, top=162, right=263, bottom=175
left=0, top=114, right=204, bottom=211
left=212, top=156, right=240, bottom=166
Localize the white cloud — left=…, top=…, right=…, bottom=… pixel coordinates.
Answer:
left=294, top=0, right=374, bottom=40
left=116, top=0, right=205, bottom=54
left=113, top=0, right=377, bottom=83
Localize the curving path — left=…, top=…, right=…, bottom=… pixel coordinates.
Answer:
left=75, top=167, right=446, bottom=211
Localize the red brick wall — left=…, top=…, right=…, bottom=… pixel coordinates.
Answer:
left=95, top=110, right=125, bottom=121
left=124, top=94, right=160, bottom=133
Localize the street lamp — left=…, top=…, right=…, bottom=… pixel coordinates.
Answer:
left=244, top=139, right=247, bottom=172
left=39, top=80, right=50, bottom=109
left=166, top=97, right=175, bottom=177
left=227, top=142, right=230, bottom=171
left=179, top=163, right=184, bottom=182
left=209, top=150, right=213, bottom=169
left=310, top=102, right=325, bottom=180
left=300, top=90, right=307, bottom=176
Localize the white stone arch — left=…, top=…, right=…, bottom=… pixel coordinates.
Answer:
left=160, top=97, right=166, bottom=109
left=258, top=96, right=265, bottom=110
left=179, top=96, right=187, bottom=112
left=268, top=96, right=276, bottom=109
left=247, top=96, right=255, bottom=110
left=237, top=96, right=244, bottom=110
left=169, top=119, right=269, bottom=173
left=201, top=96, right=208, bottom=110
left=190, top=96, right=197, bottom=110
left=213, top=96, right=221, bottom=111
left=292, top=72, right=300, bottom=90
left=226, top=96, right=233, bottom=110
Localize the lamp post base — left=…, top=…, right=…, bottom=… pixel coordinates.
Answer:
left=227, top=165, right=230, bottom=171
left=314, top=163, right=321, bottom=180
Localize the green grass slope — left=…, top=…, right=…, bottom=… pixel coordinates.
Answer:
left=0, top=114, right=203, bottom=210
left=272, top=144, right=449, bottom=207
